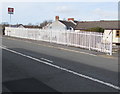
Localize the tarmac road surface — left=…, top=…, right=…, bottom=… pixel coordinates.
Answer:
left=1, top=36, right=119, bottom=93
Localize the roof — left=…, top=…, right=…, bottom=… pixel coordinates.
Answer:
left=59, top=20, right=76, bottom=29
left=75, top=21, right=120, bottom=30
left=24, top=25, right=42, bottom=29
left=9, top=24, right=42, bottom=29
left=74, top=20, right=78, bottom=23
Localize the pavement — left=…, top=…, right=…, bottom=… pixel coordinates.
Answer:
left=3, top=36, right=119, bottom=58
left=1, top=36, right=119, bottom=93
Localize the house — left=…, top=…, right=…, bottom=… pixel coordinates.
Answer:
left=7, top=24, right=25, bottom=28
left=43, top=16, right=77, bottom=31
left=18, top=24, right=25, bottom=28
left=9, top=24, right=42, bottom=29
left=23, top=25, right=42, bottom=29
left=75, top=21, right=120, bottom=44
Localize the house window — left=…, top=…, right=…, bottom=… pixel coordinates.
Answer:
left=116, top=30, right=120, bottom=37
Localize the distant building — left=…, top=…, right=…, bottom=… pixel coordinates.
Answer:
left=9, top=24, right=42, bottom=29
left=75, top=21, right=120, bottom=44
left=0, top=25, right=3, bottom=35
left=43, top=16, right=77, bottom=31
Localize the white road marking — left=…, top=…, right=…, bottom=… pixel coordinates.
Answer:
left=1, top=45, right=120, bottom=90
left=2, top=45, right=6, bottom=48
left=41, top=58, right=53, bottom=63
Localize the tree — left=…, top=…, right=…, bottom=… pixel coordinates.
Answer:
left=40, top=20, right=52, bottom=27
left=86, top=27, right=104, bottom=33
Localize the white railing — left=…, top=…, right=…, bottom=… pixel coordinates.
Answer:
left=5, top=27, right=113, bottom=55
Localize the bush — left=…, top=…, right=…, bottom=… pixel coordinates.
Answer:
left=86, top=27, right=104, bottom=33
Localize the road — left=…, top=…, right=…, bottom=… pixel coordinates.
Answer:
left=1, top=36, right=119, bottom=93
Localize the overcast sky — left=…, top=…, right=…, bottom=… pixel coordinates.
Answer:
left=1, top=1, right=118, bottom=25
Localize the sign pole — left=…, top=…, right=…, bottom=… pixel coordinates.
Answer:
left=8, top=7, right=14, bottom=27
left=9, top=14, right=11, bottom=27
left=10, top=14, right=11, bottom=24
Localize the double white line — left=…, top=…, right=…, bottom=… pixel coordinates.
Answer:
left=1, top=45, right=120, bottom=91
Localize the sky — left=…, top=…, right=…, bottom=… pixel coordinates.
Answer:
left=1, top=1, right=119, bottom=25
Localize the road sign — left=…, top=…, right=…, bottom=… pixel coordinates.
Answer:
left=8, top=8, right=14, bottom=14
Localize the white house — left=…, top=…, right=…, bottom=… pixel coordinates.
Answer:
left=43, top=16, right=77, bottom=31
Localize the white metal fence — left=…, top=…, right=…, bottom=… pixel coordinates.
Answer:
left=5, top=27, right=113, bottom=55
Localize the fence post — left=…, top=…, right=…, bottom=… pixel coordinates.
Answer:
left=89, top=32, right=91, bottom=50
left=110, top=31, right=113, bottom=55
left=66, top=31, right=68, bottom=46
left=50, top=30, right=52, bottom=43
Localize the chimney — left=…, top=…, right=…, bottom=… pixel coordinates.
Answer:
left=55, top=16, right=59, bottom=21
left=68, top=18, right=74, bottom=21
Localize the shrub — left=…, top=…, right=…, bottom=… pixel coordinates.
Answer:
left=86, top=27, right=104, bottom=33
